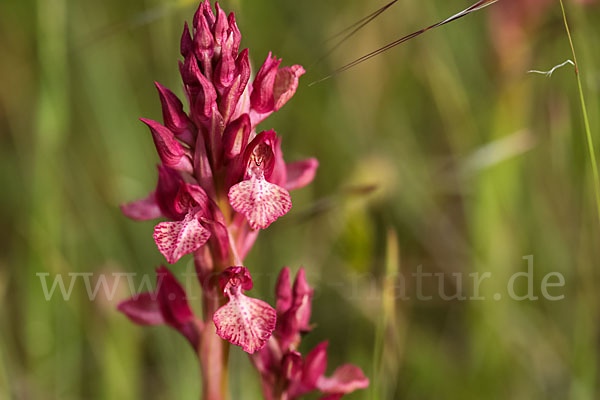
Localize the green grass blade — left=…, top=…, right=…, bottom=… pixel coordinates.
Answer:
left=558, top=0, right=600, bottom=226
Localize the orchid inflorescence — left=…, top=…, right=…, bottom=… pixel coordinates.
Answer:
left=117, top=1, right=368, bottom=399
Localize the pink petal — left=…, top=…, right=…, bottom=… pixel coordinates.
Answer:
left=249, top=58, right=304, bottom=126
left=213, top=3, right=229, bottom=47
left=214, top=267, right=276, bottom=354
left=292, top=268, right=313, bottom=332
left=154, top=82, right=193, bottom=144
left=251, top=338, right=278, bottom=376
left=288, top=341, right=329, bottom=398
left=230, top=214, right=259, bottom=259
left=207, top=107, right=225, bottom=168
left=228, top=177, right=292, bottom=230
left=223, top=114, right=251, bottom=160
left=227, top=12, right=241, bottom=54
left=193, top=11, right=215, bottom=75
left=117, top=292, right=163, bottom=325
left=194, top=134, right=216, bottom=198
left=141, top=118, right=193, bottom=173
left=250, top=52, right=281, bottom=113
left=180, top=21, right=193, bottom=57
left=316, top=364, right=370, bottom=395
left=149, top=266, right=203, bottom=349
left=214, top=33, right=236, bottom=91
left=274, top=268, right=314, bottom=349
left=249, top=109, right=271, bottom=128
left=275, top=267, right=292, bottom=314
left=117, top=268, right=202, bottom=345
left=285, top=158, right=319, bottom=191
left=120, top=191, right=162, bottom=221
left=268, top=136, right=287, bottom=187
left=242, top=130, right=277, bottom=179
left=153, top=212, right=211, bottom=263
left=273, top=65, right=305, bottom=111
left=220, top=50, right=250, bottom=123
left=218, top=266, right=253, bottom=292
left=155, top=165, right=185, bottom=220
left=202, top=217, right=231, bottom=265
left=194, top=0, right=215, bottom=30
left=213, top=291, right=276, bottom=354
left=182, top=53, right=217, bottom=123
left=156, top=266, right=196, bottom=327
left=302, top=342, right=328, bottom=389
left=174, top=183, right=210, bottom=215
left=282, top=351, right=303, bottom=380
left=231, top=81, right=251, bottom=124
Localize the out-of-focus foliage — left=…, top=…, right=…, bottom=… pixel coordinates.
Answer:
left=1, top=0, right=600, bottom=399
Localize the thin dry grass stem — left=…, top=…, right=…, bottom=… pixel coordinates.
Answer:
left=558, top=0, right=600, bottom=226
left=324, top=0, right=399, bottom=43
left=309, top=0, right=500, bottom=86
left=311, top=0, right=399, bottom=68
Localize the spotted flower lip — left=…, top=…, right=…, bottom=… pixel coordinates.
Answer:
left=153, top=211, right=211, bottom=264
left=228, top=130, right=293, bottom=230
left=153, top=183, right=213, bottom=264
left=213, top=266, right=277, bottom=354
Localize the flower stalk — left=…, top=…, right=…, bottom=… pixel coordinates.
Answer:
left=199, top=283, right=229, bottom=400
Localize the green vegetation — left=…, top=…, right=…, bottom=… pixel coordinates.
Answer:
left=1, top=0, right=599, bottom=398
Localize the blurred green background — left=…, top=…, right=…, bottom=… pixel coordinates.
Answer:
left=1, top=0, right=600, bottom=398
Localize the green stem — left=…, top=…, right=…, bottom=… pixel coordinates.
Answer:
left=559, top=0, right=600, bottom=225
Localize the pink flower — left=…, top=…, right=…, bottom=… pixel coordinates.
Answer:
left=274, top=267, right=314, bottom=350
left=252, top=268, right=369, bottom=399
left=121, top=0, right=317, bottom=263
left=250, top=53, right=306, bottom=126
left=141, top=118, right=194, bottom=173
left=228, top=130, right=292, bottom=230
left=285, top=342, right=369, bottom=399
left=118, top=3, right=337, bottom=397
left=120, top=165, right=182, bottom=221
left=153, top=183, right=212, bottom=264
left=213, top=266, right=276, bottom=353
left=117, top=266, right=203, bottom=350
